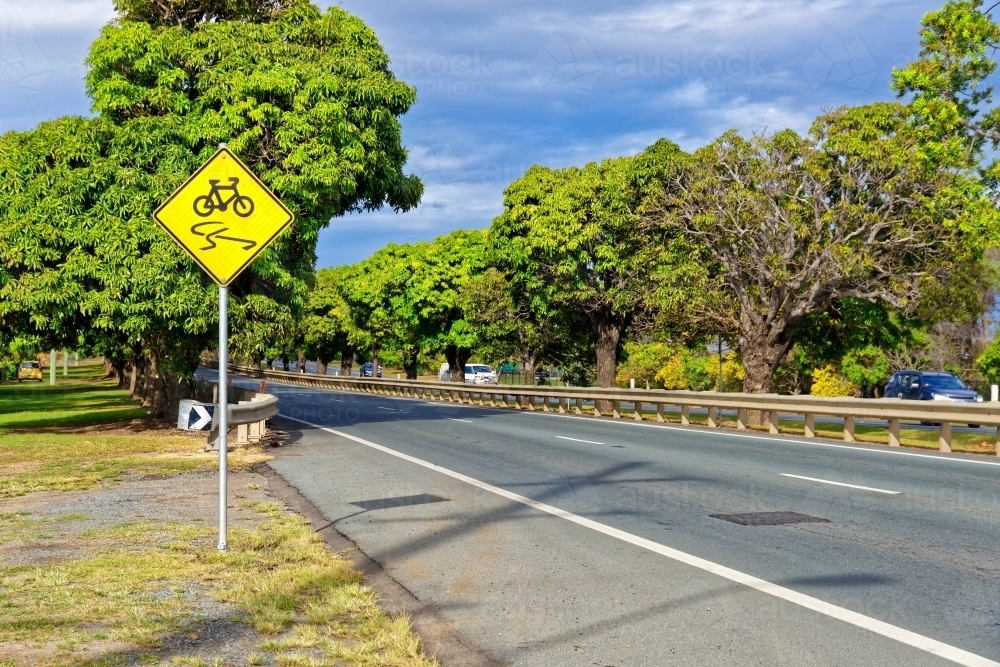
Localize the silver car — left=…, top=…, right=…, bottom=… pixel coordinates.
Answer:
left=464, top=364, right=498, bottom=384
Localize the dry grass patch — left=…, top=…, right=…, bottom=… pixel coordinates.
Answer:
left=0, top=504, right=438, bottom=667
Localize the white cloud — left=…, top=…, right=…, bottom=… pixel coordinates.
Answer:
left=0, top=1, right=115, bottom=32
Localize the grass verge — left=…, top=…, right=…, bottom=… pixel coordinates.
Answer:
left=0, top=362, right=267, bottom=498
left=0, top=504, right=436, bottom=667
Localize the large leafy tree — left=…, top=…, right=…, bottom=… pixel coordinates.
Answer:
left=489, top=140, right=688, bottom=395
left=300, top=266, right=356, bottom=375
left=409, top=230, right=486, bottom=383
left=338, top=243, right=425, bottom=379
left=0, top=0, right=421, bottom=414
left=651, top=104, right=991, bottom=404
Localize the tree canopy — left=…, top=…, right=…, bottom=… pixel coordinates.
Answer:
left=0, top=0, right=421, bottom=413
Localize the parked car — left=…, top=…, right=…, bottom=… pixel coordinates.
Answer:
left=17, top=360, right=43, bottom=382
left=464, top=364, right=497, bottom=384
left=359, top=363, right=382, bottom=378
left=438, top=363, right=452, bottom=382
left=883, top=370, right=983, bottom=427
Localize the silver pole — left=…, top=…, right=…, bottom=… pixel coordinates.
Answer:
left=218, top=285, right=229, bottom=551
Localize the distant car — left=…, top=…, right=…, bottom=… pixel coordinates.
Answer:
left=438, top=363, right=451, bottom=382
left=883, top=370, right=983, bottom=427
left=17, top=360, right=43, bottom=382
left=359, top=363, right=382, bottom=378
left=464, top=364, right=497, bottom=384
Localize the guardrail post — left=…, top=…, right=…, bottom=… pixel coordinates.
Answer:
left=656, top=403, right=665, bottom=422
left=575, top=398, right=584, bottom=415
left=767, top=411, right=779, bottom=434
left=707, top=407, right=718, bottom=428
left=681, top=405, right=691, bottom=425
left=633, top=401, right=643, bottom=421
left=804, top=414, right=815, bottom=438
left=737, top=409, right=747, bottom=431
left=559, top=396, right=567, bottom=414
left=612, top=400, right=621, bottom=419
left=541, top=396, right=550, bottom=412
left=939, top=422, right=952, bottom=453
left=889, top=418, right=901, bottom=447
left=593, top=400, right=602, bottom=417
left=528, top=395, right=536, bottom=411
left=844, top=416, right=856, bottom=443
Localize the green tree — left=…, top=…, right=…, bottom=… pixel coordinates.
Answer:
left=841, top=345, right=893, bottom=397
left=0, top=1, right=421, bottom=414
left=301, top=267, right=356, bottom=376
left=490, top=140, right=688, bottom=402
left=977, top=337, right=1000, bottom=385
left=652, top=104, right=991, bottom=409
left=408, top=230, right=486, bottom=383
left=338, top=244, right=424, bottom=379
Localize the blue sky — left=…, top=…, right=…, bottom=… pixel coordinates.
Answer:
left=0, top=0, right=943, bottom=267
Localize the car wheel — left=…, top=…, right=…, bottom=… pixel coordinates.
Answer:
left=968, top=424, right=981, bottom=428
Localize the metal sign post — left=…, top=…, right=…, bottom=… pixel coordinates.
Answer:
left=217, top=284, right=229, bottom=551
left=152, top=142, right=293, bottom=554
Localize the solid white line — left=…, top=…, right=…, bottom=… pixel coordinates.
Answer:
left=781, top=474, right=900, bottom=495
left=376, top=406, right=396, bottom=411
left=450, top=418, right=472, bottom=423
left=283, top=414, right=997, bottom=667
left=555, top=435, right=605, bottom=445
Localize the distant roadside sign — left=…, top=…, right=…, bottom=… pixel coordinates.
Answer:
left=152, top=147, right=294, bottom=286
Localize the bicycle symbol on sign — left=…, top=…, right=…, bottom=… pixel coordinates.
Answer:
left=193, top=178, right=255, bottom=218
left=188, top=177, right=257, bottom=251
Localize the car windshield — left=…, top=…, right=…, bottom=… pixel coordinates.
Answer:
left=470, top=365, right=491, bottom=374
left=21, top=362, right=37, bottom=368
left=922, top=374, right=967, bottom=390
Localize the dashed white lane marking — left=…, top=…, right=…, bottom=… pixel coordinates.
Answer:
left=450, top=418, right=472, bottom=423
left=376, top=407, right=396, bottom=411
left=282, top=414, right=999, bottom=667
left=555, top=435, right=605, bottom=445
left=781, top=474, right=901, bottom=495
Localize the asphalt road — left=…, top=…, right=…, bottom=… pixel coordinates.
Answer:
left=210, top=370, right=1000, bottom=666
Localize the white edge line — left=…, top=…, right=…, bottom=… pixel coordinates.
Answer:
left=450, top=418, right=472, bottom=423
left=555, top=435, right=605, bottom=445
left=781, top=474, right=901, bottom=495
left=282, top=414, right=997, bottom=667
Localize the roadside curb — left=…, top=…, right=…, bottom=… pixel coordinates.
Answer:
left=253, top=456, right=507, bottom=667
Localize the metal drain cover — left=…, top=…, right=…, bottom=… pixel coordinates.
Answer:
left=710, top=511, right=830, bottom=526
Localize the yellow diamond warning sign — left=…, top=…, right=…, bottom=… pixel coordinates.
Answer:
left=153, top=147, right=294, bottom=286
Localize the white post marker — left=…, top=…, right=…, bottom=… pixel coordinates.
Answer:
left=63, top=348, right=68, bottom=376
left=992, top=384, right=998, bottom=403
left=49, top=349, right=56, bottom=385
left=152, top=141, right=294, bottom=552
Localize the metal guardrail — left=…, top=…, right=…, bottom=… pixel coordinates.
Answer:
left=205, top=390, right=278, bottom=451
left=226, top=364, right=1000, bottom=455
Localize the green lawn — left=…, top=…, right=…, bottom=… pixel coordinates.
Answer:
left=0, top=363, right=149, bottom=429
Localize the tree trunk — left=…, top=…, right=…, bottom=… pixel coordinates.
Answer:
left=445, top=345, right=472, bottom=383
left=340, top=346, right=354, bottom=376
left=135, top=353, right=191, bottom=418
left=589, top=312, right=624, bottom=414
left=740, top=333, right=794, bottom=425
left=522, top=352, right=538, bottom=387
left=316, top=354, right=328, bottom=377
left=297, top=350, right=306, bottom=374
left=402, top=348, right=419, bottom=380
left=281, top=355, right=290, bottom=372
left=371, top=345, right=381, bottom=378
